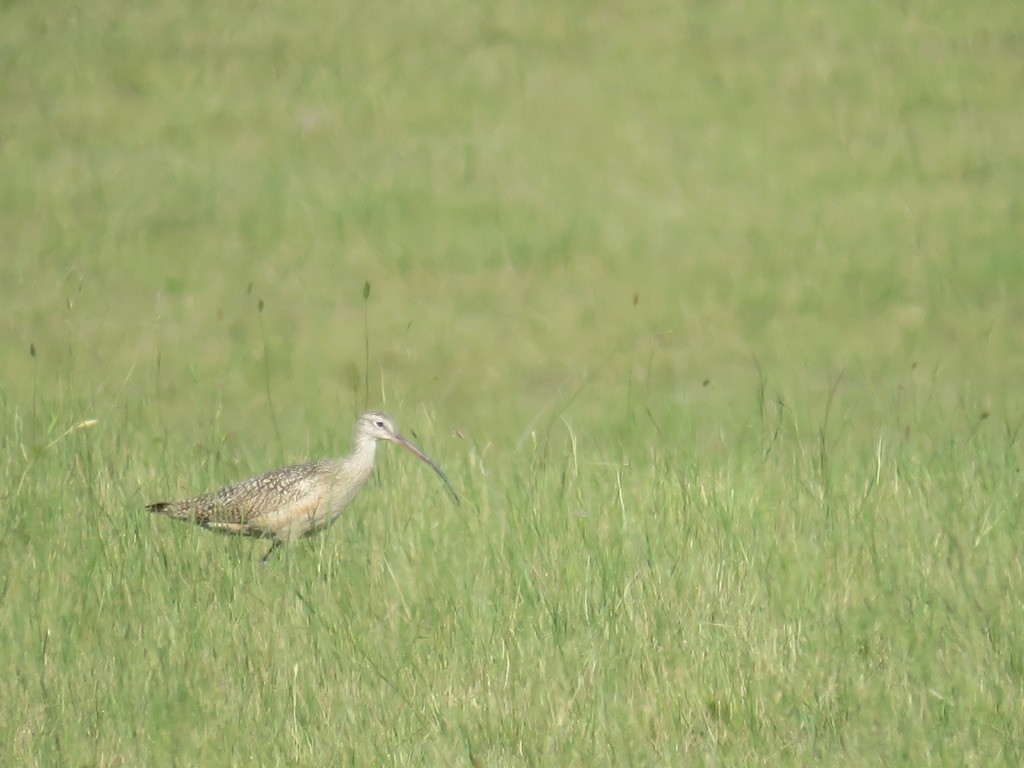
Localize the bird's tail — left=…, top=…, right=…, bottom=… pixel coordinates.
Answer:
left=146, top=501, right=184, bottom=518
left=146, top=498, right=217, bottom=525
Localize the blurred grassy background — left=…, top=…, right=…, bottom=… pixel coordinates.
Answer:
left=4, top=0, right=1022, bottom=437
left=2, top=1, right=1023, bottom=764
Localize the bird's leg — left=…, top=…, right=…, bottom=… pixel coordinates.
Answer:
left=260, top=540, right=283, bottom=564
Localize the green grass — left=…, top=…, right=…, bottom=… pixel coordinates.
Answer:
left=2, top=0, right=1024, bottom=764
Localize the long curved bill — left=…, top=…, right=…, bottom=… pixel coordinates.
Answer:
left=390, top=433, right=460, bottom=505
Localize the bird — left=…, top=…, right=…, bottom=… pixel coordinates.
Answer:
left=146, top=410, right=459, bottom=562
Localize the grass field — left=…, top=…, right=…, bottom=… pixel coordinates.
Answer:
left=3, top=1, right=1024, bottom=764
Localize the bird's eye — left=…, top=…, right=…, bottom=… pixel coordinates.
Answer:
left=374, top=420, right=386, bottom=429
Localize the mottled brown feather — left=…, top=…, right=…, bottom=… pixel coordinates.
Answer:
left=146, top=460, right=334, bottom=537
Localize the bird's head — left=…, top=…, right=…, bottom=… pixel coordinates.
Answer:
left=358, top=411, right=400, bottom=442
left=355, top=410, right=460, bottom=504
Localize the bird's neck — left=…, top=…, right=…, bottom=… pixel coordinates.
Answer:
left=352, top=432, right=378, bottom=465
left=321, top=433, right=379, bottom=512
left=337, top=432, right=378, bottom=486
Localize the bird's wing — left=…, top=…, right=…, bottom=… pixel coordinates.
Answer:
left=150, top=461, right=330, bottom=530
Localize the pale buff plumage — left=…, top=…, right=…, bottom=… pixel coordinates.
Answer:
left=147, top=411, right=458, bottom=562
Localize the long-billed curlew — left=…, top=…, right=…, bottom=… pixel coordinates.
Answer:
left=146, top=411, right=459, bottom=562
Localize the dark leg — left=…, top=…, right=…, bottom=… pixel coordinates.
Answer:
left=261, top=540, right=283, bottom=564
